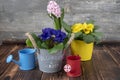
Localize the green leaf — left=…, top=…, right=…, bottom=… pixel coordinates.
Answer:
left=36, top=41, right=42, bottom=48
left=83, top=35, right=95, bottom=43
left=26, top=39, right=33, bottom=47
left=91, top=32, right=103, bottom=43
left=61, top=8, right=64, bottom=20
left=48, top=43, right=64, bottom=54
left=74, top=32, right=82, bottom=38
left=62, top=21, right=71, bottom=32
left=95, top=37, right=101, bottom=44
left=86, top=19, right=95, bottom=24
left=41, top=42, right=48, bottom=49
left=91, top=32, right=103, bottom=39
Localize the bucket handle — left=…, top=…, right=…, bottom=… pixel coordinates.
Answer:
left=25, top=32, right=40, bottom=55
left=25, top=32, right=75, bottom=55
left=63, top=33, right=75, bottom=54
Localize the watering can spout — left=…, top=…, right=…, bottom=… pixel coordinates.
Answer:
left=6, top=55, right=21, bottom=66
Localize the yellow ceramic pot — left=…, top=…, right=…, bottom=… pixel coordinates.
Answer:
left=71, top=40, right=94, bottom=61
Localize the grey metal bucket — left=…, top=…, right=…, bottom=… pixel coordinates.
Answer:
left=37, top=49, right=63, bottom=73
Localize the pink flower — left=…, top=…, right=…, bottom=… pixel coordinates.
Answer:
left=47, top=0, right=61, bottom=18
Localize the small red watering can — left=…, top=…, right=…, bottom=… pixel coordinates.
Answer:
left=64, top=55, right=82, bottom=77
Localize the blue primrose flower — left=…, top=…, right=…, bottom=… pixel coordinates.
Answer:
left=53, top=30, right=67, bottom=43
left=38, top=28, right=66, bottom=43
left=38, top=28, right=53, bottom=40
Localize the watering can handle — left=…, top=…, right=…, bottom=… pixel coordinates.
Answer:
left=25, top=32, right=40, bottom=55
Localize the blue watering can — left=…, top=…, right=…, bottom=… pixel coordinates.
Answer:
left=6, top=48, right=36, bottom=70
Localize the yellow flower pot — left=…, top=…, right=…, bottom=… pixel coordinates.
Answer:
left=71, top=40, right=94, bottom=61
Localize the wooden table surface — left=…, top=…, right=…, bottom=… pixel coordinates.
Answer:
left=0, top=42, right=120, bottom=80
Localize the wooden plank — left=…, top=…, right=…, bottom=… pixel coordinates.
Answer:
left=104, top=45, right=120, bottom=66
left=93, top=45, right=120, bottom=80
left=69, top=77, right=82, bottom=80
left=2, top=39, right=26, bottom=45
left=110, top=45, right=120, bottom=55
left=92, top=46, right=105, bottom=80
left=41, top=69, right=68, bottom=80
left=81, top=60, right=98, bottom=80
left=12, top=67, right=42, bottom=80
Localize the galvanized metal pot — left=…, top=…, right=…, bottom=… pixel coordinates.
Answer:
left=37, top=49, right=63, bottom=73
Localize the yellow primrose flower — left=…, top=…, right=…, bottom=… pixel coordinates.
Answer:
left=87, top=24, right=94, bottom=32
left=83, top=23, right=94, bottom=34
left=71, top=23, right=83, bottom=33
left=82, top=22, right=87, bottom=29
left=83, top=28, right=91, bottom=34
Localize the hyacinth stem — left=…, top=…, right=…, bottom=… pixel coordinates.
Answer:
left=54, top=17, right=61, bottom=30
left=59, top=18, right=61, bottom=29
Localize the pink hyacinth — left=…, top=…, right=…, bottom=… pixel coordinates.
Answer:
left=47, top=0, right=61, bottom=18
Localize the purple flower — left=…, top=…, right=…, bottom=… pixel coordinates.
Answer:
left=47, top=0, right=61, bottom=18
left=52, top=30, right=66, bottom=43
left=38, top=28, right=66, bottom=43
left=38, top=28, right=53, bottom=40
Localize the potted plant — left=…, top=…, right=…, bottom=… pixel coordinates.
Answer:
left=62, top=20, right=103, bottom=61
left=25, top=0, right=71, bottom=73
left=26, top=28, right=68, bottom=73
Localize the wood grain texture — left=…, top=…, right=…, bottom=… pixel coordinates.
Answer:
left=0, top=43, right=120, bottom=80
